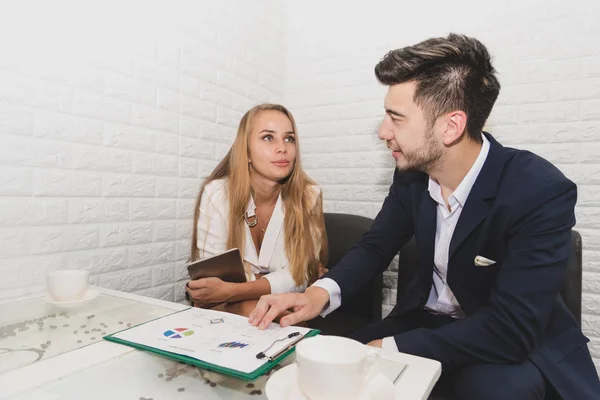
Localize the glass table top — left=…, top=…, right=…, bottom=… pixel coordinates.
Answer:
left=6, top=346, right=294, bottom=399
left=0, top=293, right=180, bottom=375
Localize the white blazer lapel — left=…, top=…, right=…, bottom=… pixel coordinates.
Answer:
left=258, top=194, right=284, bottom=267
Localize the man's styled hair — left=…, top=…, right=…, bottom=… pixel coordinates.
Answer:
left=375, top=33, right=501, bottom=142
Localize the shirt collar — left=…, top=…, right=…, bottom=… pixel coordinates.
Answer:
left=428, top=134, right=490, bottom=208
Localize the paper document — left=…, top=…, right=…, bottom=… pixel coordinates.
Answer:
left=108, top=307, right=314, bottom=374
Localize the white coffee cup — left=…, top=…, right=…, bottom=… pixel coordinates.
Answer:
left=295, top=335, right=380, bottom=400
left=46, top=270, right=89, bottom=302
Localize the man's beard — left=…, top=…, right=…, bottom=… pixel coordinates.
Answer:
left=395, top=128, right=443, bottom=173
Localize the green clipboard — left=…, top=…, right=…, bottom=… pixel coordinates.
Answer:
left=103, top=308, right=320, bottom=381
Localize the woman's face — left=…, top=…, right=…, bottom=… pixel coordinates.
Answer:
left=248, top=110, right=297, bottom=182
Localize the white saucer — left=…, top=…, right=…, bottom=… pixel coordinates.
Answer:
left=265, top=363, right=307, bottom=400
left=43, top=289, right=100, bottom=308
left=266, top=360, right=404, bottom=400
left=266, top=364, right=366, bottom=400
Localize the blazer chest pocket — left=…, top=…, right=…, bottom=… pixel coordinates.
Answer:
left=469, top=252, right=503, bottom=278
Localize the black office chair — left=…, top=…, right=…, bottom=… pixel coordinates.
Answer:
left=307, top=213, right=383, bottom=336
left=395, top=230, right=583, bottom=399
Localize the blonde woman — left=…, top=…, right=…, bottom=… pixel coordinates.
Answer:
left=186, top=104, right=328, bottom=317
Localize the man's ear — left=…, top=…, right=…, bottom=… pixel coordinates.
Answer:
left=441, top=110, right=467, bottom=146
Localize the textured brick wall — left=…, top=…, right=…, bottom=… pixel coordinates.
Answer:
left=1, top=0, right=599, bottom=371
left=284, top=0, right=600, bottom=370
left=0, top=0, right=284, bottom=301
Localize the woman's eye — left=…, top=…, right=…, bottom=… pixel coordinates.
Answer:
left=284, top=136, right=295, bottom=143
left=262, top=135, right=273, bottom=141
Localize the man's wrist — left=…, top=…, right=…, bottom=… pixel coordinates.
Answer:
left=306, top=286, right=330, bottom=309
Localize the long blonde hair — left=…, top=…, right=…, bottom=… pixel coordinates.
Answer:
left=190, top=104, right=328, bottom=287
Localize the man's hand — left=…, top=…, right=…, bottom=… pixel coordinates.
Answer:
left=186, top=277, right=234, bottom=308
left=249, top=286, right=330, bottom=329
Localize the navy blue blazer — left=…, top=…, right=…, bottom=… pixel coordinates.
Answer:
left=326, top=133, right=600, bottom=398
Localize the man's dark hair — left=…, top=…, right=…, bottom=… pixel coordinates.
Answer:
left=375, top=33, right=501, bottom=142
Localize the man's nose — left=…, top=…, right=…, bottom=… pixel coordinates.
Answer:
left=378, top=118, right=393, bottom=141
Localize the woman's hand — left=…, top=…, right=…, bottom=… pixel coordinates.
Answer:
left=186, top=277, right=235, bottom=308
left=318, top=265, right=329, bottom=277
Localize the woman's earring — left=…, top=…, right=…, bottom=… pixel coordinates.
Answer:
left=244, top=212, right=258, bottom=227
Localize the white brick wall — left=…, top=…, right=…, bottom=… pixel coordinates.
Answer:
left=285, top=0, right=600, bottom=369
left=0, top=0, right=284, bottom=302
left=2, top=0, right=599, bottom=371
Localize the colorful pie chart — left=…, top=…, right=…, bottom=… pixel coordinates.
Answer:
left=163, top=328, right=194, bottom=339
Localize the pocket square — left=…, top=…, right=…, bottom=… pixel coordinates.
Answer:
left=474, top=255, right=496, bottom=267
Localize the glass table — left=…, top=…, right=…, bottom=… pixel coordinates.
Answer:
left=0, top=287, right=441, bottom=399
left=7, top=348, right=293, bottom=400
left=0, top=291, right=180, bottom=375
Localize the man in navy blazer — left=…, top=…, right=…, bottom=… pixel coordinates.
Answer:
left=250, top=34, right=600, bottom=399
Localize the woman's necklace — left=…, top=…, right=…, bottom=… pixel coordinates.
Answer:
left=244, top=210, right=272, bottom=233
left=244, top=212, right=258, bottom=227
left=244, top=209, right=272, bottom=252
left=260, top=213, right=272, bottom=235
left=244, top=193, right=278, bottom=243
left=244, top=204, right=273, bottom=241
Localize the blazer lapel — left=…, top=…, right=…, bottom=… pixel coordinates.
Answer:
left=244, top=197, right=259, bottom=265
left=417, top=190, right=437, bottom=282
left=258, top=194, right=284, bottom=267
left=449, top=133, right=504, bottom=259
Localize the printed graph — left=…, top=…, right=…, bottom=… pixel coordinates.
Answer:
left=163, top=328, right=194, bottom=339
left=218, top=341, right=249, bottom=349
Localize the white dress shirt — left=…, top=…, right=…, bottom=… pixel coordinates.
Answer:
left=196, top=178, right=322, bottom=294
left=314, top=135, right=490, bottom=352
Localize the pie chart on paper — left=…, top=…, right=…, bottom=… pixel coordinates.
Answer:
left=163, top=328, right=194, bottom=339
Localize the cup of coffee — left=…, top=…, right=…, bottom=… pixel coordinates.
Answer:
left=46, top=270, right=89, bottom=302
left=295, top=335, right=380, bottom=400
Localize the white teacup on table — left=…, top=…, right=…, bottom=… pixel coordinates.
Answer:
left=295, top=335, right=387, bottom=400
left=46, top=270, right=90, bottom=302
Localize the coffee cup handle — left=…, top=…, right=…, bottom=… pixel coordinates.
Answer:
left=362, top=348, right=381, bottom=385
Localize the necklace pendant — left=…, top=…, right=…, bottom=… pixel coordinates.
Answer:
left=244, top=212, right=258, bottom=227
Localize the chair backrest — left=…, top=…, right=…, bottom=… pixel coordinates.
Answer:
left=323, top=212, right=382, bottom=321
left=324, top=212, right=374, bottom=267
left=396, top=230, right=583, bottom=324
